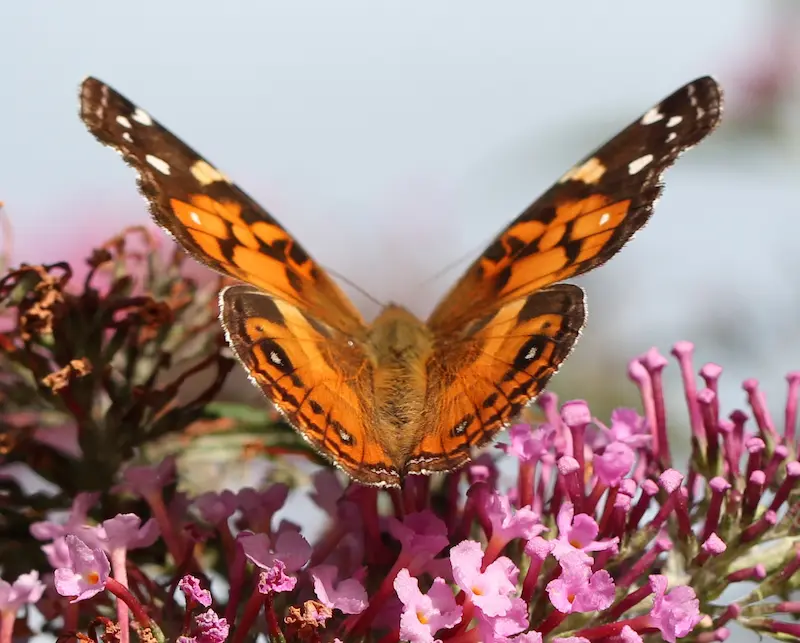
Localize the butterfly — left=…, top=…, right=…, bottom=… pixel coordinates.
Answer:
left=79, top=76, right=722, bottom=487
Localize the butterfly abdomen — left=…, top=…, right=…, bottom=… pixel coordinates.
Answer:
left=368, top=305, right=435, bottom=465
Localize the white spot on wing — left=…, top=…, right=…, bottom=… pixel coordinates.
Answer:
left=641, top=107, right=664, bottom=125
left=628, top=154, right=654, bottom=175
left=190, top=211, right=202, bottom=225
left=559, top=157, right=606, bottom=185
left=190, top=160, right=231, bottom=186
left=269, top=351, right=283, bottom=366
left=525, top=345, right=540, bottom=360
left=145, top=155, right=171, bottom=175
left=116, top=115, right=132, bottom=129
left=599, top=213, right=611, bottom=226
left=132, top=108, right=153, bottom=126
left=666, top=132, right=677, bottom=142
left=667, top=115, right=683, bottom=127
left=122, top=132, right=133, bottom=143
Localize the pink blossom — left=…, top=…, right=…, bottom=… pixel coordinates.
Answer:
left=451, top=540, right=519, bottom=618
left=394, top=569, right=461, bottom=643
left=476, top=596, right=531, bottom=641
left=590, top=408, right=651, bottom=450
left=114, top=457, right=176, bottom=498
left=194, top=490, right=238, bottom=525
left=387, top=511, right=449, bottom=573
left=553, top=638, right=590, bottom=643
left=238, top=529, right=310, bottom=572
left=236, top=485, right=289, bottom=532
left=257, top=560, right=297, bottom=594
left=648, top=575, right=702, bottom=642
left=546, top=552, right=615, bottom=614
left=0, top=571, right=45, bottom=614
left=483, top=492, right=545, bottom=543
left=179, top=575, right=212, bottom=608
left=192, top=609, right=229, bottom=643
left=311, top=565, right=368, bottom=614
left=30, top=492, right=100, bottom=541
left=79, top=513, right=159, bottom=552
left=593, top=441, right=635, bottom=485
left=619, top=625, right=643, bottom=643
left=551, top=502, right=618, bottom=562
left=500, top=423, right=555, bottom=464
left=53, top=535, right=110, bottom=603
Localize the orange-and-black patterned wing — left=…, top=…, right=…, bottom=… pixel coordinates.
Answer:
left=410, top=77, right=723, bottom=475
left=408, top=284, right=585, bottom=475
left=79, top=77, right=365, bottom=336
left=428, top=76, right=722, bottom=334
left=220, top=285, right=400, bottom=487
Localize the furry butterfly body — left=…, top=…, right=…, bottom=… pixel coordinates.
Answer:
left=80, top=76, right=722, bottom=487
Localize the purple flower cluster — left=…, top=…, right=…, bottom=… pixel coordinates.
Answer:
left=3, top=341, right=800, bottom=643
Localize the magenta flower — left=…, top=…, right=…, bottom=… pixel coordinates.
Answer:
left=590, top=408, right=651, bottom=450
left=179, top=575, right=212, bottom=608
left=483, top=491, right=544, bottom=543
left=387, top=511, right=449, bottom=573
left=546, top=551, right=615, bottom=614
left=238, top=529, right=311, bottom=572
left=114, top=457, right=176, bottom=498
left=81, top=513, right=160, bottom=552
left=191, top=609, right=229, bottom=643
left=236, top=484, right=289, bottom=533
left=30, top=492, right=100, bottom=541
left=194, top=490, right=238, bottom=525
left=394, top=569, right=462, bottom=643
left=476, top=596, right=531, bottom=641
left=310, top=565, right=367, bottom=615
left=257, top=560, right=297, bottom=594
left=593, top=441, right=635, bottom=486
left=0, top=571, right=45, bottom=615
left=648, top=575, right=702, bottom=642
left=451, top=540, right=519, bottom=618
left=500, top=423, right=555, bottom=464
left=53, top=535, right=111, bottom=603
left=551, top=502, right=618, bottom=562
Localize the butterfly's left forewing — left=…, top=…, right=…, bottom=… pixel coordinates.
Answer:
left=79, top=77, right=364, bottom=335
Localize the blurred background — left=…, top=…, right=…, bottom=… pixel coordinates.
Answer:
left=1, top=3, right=798, bottom=639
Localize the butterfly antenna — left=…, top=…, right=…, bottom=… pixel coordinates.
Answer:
left=326, top=267, right=385, bottom=308
left=415, top=234, right=496, bottom=289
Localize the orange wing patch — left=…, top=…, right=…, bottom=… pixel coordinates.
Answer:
left=406, top=284, right=585, bottom=475
left=221, top=285, right=400, bottom=486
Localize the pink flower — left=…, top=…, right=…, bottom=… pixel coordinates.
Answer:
left=0, top=571, right=45, bottom=614
left=394, top=569, right=462, bottom=643
left=114, top=457, right=176, bottom=498
left=483, top=492, right=545, bottom=543
left=236, top=485, right=289, bottom=533
left=546, top=552, right=615, bottom=614
left=477, top=597, right=531, bottom=641
left=590, top=409, right=651, bottom=450
left=553, top=638, right=590, bottom=643
left=619, top=625, right=643, bottom=643
left=79, top=513, right=159, bottom=552
left=500, top=424, right=555, bottom=464
left=593, top=441, right=635, bottom=486
left=53, top=535, right=110, bottom=603
left=238, top=529, right=310, bottom=572
left=551, top=502, right=618, bottom=562
left=192, top=609, right=229, bottom=643
left=257, top=560, right=297, bottom=594
left=311, top=565, right=368, bottom=615
left=30, top=492, right=99, bottom=541
left=648, top=575, right=702, bottom=642
left=451, top=540, right=519, bottom=618
left=179, top=575, right=212, bottom=608
left=387, top=511, right=449, bottom=573
left=194, top=490, right=238, bottom=525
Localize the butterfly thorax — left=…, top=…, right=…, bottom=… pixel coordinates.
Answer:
left=367, top=304, right=435, bottom=465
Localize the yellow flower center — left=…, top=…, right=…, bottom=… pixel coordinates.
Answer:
left=417, top=611, right=429, bottom=625
left=86, top=571, right=100, bottom=585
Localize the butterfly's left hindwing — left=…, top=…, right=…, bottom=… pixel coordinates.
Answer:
left=79, top=77, right=365, bottom=336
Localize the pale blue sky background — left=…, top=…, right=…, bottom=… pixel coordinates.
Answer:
left=1, top=3, right=798, bottom=640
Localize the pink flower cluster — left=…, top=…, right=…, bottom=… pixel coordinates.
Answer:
left=4, top=340, right=800, bottom=643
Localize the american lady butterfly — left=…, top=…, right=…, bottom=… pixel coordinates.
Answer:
left=80, top=77, right=722, bottom=487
